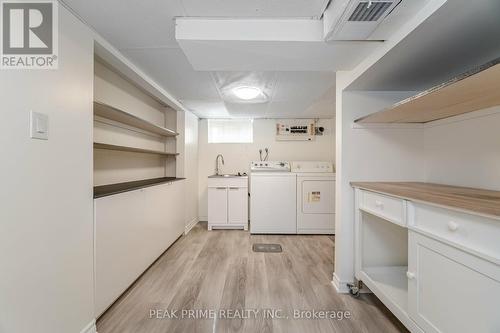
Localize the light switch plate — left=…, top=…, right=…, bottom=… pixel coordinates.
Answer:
left=30, top=111, right=49, bottom=140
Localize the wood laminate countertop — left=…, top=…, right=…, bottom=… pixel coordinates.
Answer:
left=94, top=177, right=185, bottom=199
left=351, top=182, right=500, bottom=219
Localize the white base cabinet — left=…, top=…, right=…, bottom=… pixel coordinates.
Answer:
left=208, top=177, right=248, bottom=230
left=354, top=187, right=500, bottom=333
left=94, top=180, right=185, bottom=316
left=408, top=231, right=500, bottom=333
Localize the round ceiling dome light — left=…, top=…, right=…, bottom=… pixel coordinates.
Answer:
left=232, top=86, right=263, bottom=100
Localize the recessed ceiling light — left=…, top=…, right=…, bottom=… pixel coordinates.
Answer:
left=232, top=86, right=262, bottom=100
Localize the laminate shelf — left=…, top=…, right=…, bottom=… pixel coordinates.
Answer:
left=94, top=101, right=178, bottom=137
left=355, top=57, right=500, bottom=124
left=351, top=182, right=500, bottom=218
left=94, top=142, right=178, bottom=156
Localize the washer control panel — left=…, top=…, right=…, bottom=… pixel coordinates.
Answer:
left=250, top=161, right=291, bottom=172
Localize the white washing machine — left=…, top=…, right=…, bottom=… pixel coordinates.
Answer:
left=250, top=161, right=297, bottom=234
left=292, top=161, right=335, bottom=234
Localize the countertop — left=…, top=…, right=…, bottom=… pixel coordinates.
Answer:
left=94, top=177, right=185, bottom=199
left=351, top=182, right=500, bottom=218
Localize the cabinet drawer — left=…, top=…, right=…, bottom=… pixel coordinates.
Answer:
left=409, top=203, right=500, bottom=260
left=360, top=190, right=406, bottom=226
left=208, top=177, right=248, bottom=188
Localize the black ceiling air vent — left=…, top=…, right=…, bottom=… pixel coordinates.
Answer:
left=349, top=1, right=393, bottom=21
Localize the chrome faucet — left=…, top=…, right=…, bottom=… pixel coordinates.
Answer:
left=215, top=154, right=225, bottom=175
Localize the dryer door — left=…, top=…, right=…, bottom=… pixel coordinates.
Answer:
left=301, top=180, right=335, bottom=214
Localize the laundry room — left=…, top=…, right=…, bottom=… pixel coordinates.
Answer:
left=2, top=1, right=500, bottom=333
left=198, top=118, right=336, bottom=222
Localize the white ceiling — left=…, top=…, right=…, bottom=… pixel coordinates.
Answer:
left=348, top=0, right=500, bottom=91
left=61, top=0, right=434, bottom=118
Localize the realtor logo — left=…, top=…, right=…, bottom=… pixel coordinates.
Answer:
left=1, top=0, right=58, bottom=69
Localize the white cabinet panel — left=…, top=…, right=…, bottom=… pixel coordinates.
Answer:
left=228, top=187, right=248, bottom=225
left=208, top=187, right=228, bottom=225
left=94, top=181, right=185, bottom=316
left=408, top=231, right=500, bottom=333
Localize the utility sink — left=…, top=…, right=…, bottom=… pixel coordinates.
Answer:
left=208, top=174, right=246, bottom=178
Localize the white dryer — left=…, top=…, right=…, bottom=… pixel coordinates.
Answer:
left=292, top=161, right=335, bottom=234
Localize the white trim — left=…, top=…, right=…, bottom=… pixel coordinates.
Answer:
left=352, top=122, right=424, bottom=130
left=80, top=320, right=97, bottom=333
left=184, top=218, right=199, bottom=235
left=331, top=273, right=350, bottom=294
left=199, top=216, right=208, bottom=222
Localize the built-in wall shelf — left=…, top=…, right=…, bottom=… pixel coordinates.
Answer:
left=94, top=177, right=185, bottom=198
left=355, top=58, right=500, bottom=124
left=94, top=101, right=178, bottom=137
left=94, top=142, right=178, bottom=156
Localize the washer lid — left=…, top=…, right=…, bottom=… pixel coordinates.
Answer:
left=291, top=161, right=334, bottom=173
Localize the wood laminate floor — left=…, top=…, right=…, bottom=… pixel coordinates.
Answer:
left=97, top=222, right=408, bottom=333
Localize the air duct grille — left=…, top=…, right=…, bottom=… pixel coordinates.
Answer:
left=349, top=1, right=392, bottom=22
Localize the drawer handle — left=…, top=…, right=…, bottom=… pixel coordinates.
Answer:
left=229, top=187, right=239, bottom=190
left=406, top=271, right=415, bottom=280
left=375, top=200, right=384, bottom=209
left=447, top=221, right=459, bottom=232
left=216, top=187, right=226, bottom=190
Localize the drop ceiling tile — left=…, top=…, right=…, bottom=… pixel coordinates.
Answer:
left=272, top=72, right=336, bottom=101
left=121, top=48, right=220, bottom=100
left=63, top=0, right=185, bottom=48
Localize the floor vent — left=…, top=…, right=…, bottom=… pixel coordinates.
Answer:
left=252, top=243, right=283, bottom=253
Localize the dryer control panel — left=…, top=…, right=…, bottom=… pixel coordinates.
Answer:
left=291, top=161, right=334, bottom=173
left=250, top=161, right=291, bottom=172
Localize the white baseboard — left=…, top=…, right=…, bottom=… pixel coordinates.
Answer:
left=198, top=216, right=208, bottom=222
left=80, top=320, right=97, bottom=333
left=331, top=273, right=350, bottom=294
left=185, top=218, right=199, bottom=234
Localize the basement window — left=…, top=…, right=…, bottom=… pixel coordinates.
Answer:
left=208, top=119, right=253, bottom=143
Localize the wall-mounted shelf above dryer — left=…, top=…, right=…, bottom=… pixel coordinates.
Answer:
left=94, top=142, right=178, bottom=156
left=354, top=57, right=500, bottom=124
left=94, top=101, right=178, bottom=137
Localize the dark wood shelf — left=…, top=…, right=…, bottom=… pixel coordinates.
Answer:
left=94, top=101, right=178, bottom=137
left=94, top=142, right=178, bottom=156
left=355, top=57, right=500, bottom=124
left=94, top=177, right=185, bottom=198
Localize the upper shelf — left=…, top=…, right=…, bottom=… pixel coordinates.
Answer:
left=355, top=58, right=500, bottom=124
left=94, top=142, right=179, bottom=156
left=94, top=101, right=178, bottom=137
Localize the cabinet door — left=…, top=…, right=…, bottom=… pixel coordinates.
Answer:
left=208, top=187, right=227, bottom=224
left=408, top=231, right=500, bottom=333
left=228, top=187, right=248, bottom=224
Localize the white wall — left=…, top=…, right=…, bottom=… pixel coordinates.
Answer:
left=423, top=106, right=500, bottom=191
left=197, top=118, right=335, bottom=220
left=334, top=89, right=426, bottom=290
left=0, top=6, right=95, bottom=333
left=184, top=112, right=199, bottom=230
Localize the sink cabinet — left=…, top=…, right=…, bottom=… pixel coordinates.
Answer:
left=208, top=177, right=248, bottom=230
